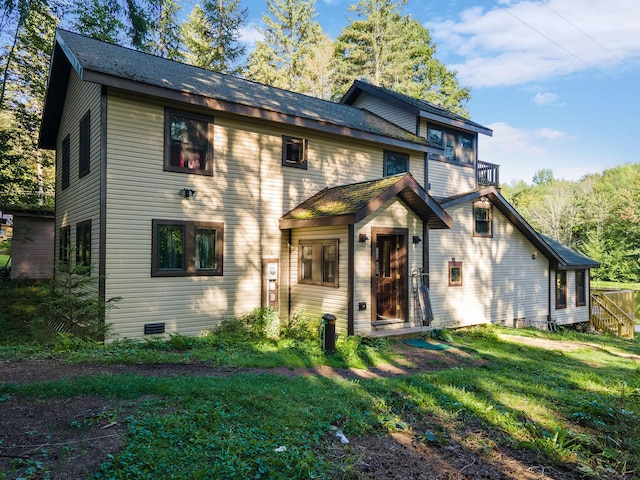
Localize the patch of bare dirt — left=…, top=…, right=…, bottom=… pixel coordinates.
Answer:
left=0, top=340, right=600, bottom=479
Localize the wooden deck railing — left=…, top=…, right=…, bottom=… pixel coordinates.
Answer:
left=477, top=160, right=500, bottom=187
left=590, top=291, right=635, bottom=339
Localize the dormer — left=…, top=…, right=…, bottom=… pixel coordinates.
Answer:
left=341, top=80, right=495, bottom=197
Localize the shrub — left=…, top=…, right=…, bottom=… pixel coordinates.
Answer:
left=243, top=306, right=281, bottom=339
left=33, top=262, right=120, bottom=342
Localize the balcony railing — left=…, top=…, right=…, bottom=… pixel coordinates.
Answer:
left=477, top=160, right=499, bottom=187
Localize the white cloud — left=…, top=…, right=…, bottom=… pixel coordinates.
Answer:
left=427, top=0, right=640, bottom=88
left=479, top=122, right=573, bottom=182
left=239, top=23, right=263, bottom=45
left=532, top=92, right=562, bottom=106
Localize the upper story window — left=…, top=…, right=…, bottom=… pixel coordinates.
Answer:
left=383, top=151, right=409, bottom=176
left=164, top=109, right=213, bottom=175
left=473, top=200, right=492, bottom=238
left=61, top=134, right=70, bottom=189
left=427, top=125, right=476, bottom=166
left=282, top=136, right=307, bottom=169
left=79, top=111, right=90, bottom=177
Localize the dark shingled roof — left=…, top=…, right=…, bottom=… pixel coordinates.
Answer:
left=341, top=80, right=493, bottom=137
left=280, top=173, right=451, bottom=230
left=40, top=30, right=428, bottom=150
left=540, top=235, right=600, bottom=269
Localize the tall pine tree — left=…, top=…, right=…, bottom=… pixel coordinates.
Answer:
left=244, top=0, right=324, bottom=94
left=332, top=0, right=470, bottom=116
left=182, top=0, right=247, bottom=75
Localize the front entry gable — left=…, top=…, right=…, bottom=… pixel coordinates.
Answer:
left=279, top=173, right=451, bottom=230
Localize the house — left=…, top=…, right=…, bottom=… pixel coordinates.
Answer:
left=38, top=30, right=598, bottom=340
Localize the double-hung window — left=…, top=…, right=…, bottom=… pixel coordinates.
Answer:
left=152, top=220, right=223, bottom=276
left=575, top=269, right=586, bottom=307
left=76, top=220, right=91, bottom=268
left=79, top=111, right=90, bottom=177
left=298, top=239, right=338, bottom=287
left=473, top=200, right=492, bottom=237
left=165, top=109, right=214, bottom=175
left=61, top=135, right=70, bottom=189
left=556, top=271, right=567, bottom=309
left=59, top=226, right=71, bottom=265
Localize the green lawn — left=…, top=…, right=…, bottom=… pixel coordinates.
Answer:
left=1, top=326, right=639, bottom=479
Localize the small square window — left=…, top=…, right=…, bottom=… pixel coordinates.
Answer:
left=473, top=201, right=492, bottom=237
left=427, top=127, right=443, bottom=146
left=165, top=110, right=213, bottom=175
left=282, top=136, right=307, bottom=169
left=449, top=260, right=462, bottom=287
left=384, top=151, right=409, bottom=176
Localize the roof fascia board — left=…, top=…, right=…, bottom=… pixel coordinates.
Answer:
left=84, top=70, right=429, bottom=153
left=343, top=81, right=421, bottom=116
left=421, top=114, right=493, bottom=137
left=279, top=213, right=357, bottom=229
left=54, top=31, right=84, bottom=79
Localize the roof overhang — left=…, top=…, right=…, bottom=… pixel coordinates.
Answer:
left=280, top=173, right=452, bottom=230
left=341, top=80, right=493, bottom=137
left=441, top=187, right=599, bottom=269
left=40, top=32, right=430, bottom=153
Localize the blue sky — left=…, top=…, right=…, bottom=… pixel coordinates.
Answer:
left=237, top=0, right=640, bottom=185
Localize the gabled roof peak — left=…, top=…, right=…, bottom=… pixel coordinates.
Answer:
left=341, top=80, right=493, bottom=137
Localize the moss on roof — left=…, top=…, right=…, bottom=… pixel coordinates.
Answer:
left=282, top=175, right=405, bottom=220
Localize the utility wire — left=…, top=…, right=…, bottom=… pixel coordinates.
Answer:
left=540, top=0, right=639, bottom=77
left=484, top=0, right=640, bottom=100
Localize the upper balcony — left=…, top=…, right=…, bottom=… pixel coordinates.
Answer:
left=477, top=160, right=500, bottom=188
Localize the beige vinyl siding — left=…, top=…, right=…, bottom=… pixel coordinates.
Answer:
left=288, top=226, right=349, bottom=332
left=428, top=159, right=476, bottom=198
left=353, top=198, right=424, bottom=335
left=55, top=71, right=102, bottom=273
left=351, top=92, right=416, bottom=133
left=551, top=269, right=590, bottom=325
left=103, top=92, right=428, bottom=338
left=429, top=202, right=549, bottom=328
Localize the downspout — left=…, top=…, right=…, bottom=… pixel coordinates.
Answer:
left=423, top=153, right=430, bottom=288
left=548, top=260, right=552, bottom=323
left=287, top=229, right=292, bottom=320
left=347, top=224, right=355, bottom=336
left=99, top=86, right=108, bottom=304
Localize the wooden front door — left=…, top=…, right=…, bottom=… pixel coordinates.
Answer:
left=373, top=230, right=408, bottom=322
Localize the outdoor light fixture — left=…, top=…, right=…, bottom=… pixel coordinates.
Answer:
left=359, top=234, right=369, bottom=243
left=180, top=188, right=197, bottom=199
left=412, top=236, right=421, bottom=244
left=532, top=252, right=537, bottom=260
